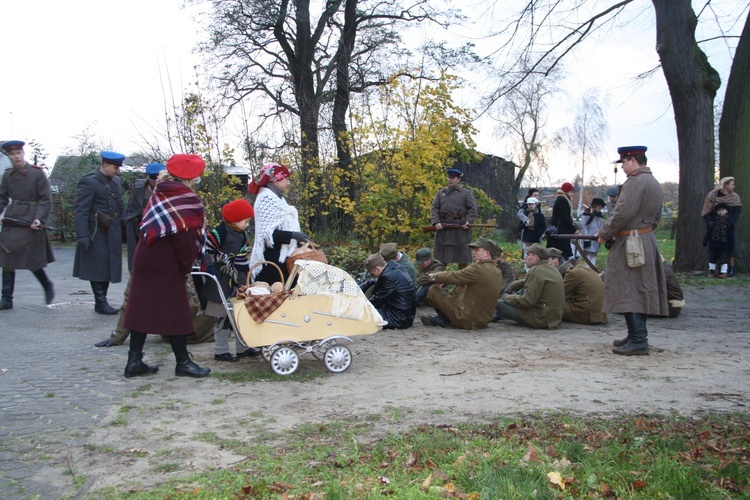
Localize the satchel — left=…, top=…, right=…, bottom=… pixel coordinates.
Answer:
left=285, top=241, right=327, bottom=273
left=95, top=210, right=113, bottom=230
left=625, top=230, right=645, bottom=268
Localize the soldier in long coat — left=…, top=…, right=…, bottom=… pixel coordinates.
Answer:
left=0, top=140, right=55, bottom=309
left=72, top=151, right=126, bottom=314
left=497, top=243, right=564, bottom=329
left=421, top=237, right=503, bottom=330
left=597, top=146, right=668, bottom=356
left=430, top=168, right=477, bottom=268
left=124, top=162, right=165, bottom=271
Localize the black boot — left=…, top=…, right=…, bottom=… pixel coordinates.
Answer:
left=32, top=269, right=55, bottom=305
left=613, top=313, right=649, bottom=356
left=613, top=313, right=635, bottom=347
left=175, top=352, right=211, bottom=378
left=91, top=281, right=118, bottom=315
left=0, top=270, right=15, bottom=310
left=124, top=351, right=159, bottom=378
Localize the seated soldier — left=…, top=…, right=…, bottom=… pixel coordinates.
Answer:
left=421, top=237, right=504, bottom=329
left=557, top=260, right=607, bottom=324
left=380, top=242, right=417, bottom=288
left=414, top=247, right=445, bottom=307
left=496, top=243, right=564, bottom=329
left=363, top=253, right=416, bottom=329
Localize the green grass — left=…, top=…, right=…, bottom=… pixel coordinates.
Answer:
left=83, top=413, right=750, bottom=499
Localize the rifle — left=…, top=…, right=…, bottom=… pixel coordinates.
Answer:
left=550, top=234, right=598, bottom=240
left=422, top=223, right=496, bottom=233
left=1, top=217, right=61, bottom=232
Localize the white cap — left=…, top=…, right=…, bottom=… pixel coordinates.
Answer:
left=526, top=197, right=540, bottom=204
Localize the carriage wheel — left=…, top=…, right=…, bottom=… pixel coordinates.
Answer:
left=323, top=344, right=352, bottom=373
left=261, top=347, right=272, bottom=362
left=271, top=346, right=299, bottom=376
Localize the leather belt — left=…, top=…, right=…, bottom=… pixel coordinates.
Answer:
left=617, top=227, right=652, bottom=236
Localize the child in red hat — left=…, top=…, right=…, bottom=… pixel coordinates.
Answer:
left=204, top=199, right=260, bottom=361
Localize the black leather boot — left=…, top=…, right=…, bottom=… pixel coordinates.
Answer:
left=32, top=269, right=55, bottom=304
left=91, top=281, right=118, bottom=315
left=613, top=313, right=634, bottom=347
left=613, top=313, right=649, bottom=355
left=0, top=270, right=15, bottom=310
left=175, top=352, right=211, bottom=378
left=124, top=351, right=159, bottom=378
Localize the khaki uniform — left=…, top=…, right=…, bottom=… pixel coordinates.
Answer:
left=503, top=260, right=564, bottom=329
left=426, top=259, right=503, bottom=329
left=562, top=266, right=606, bottom=324
left=430, top=186, right=477, bottom=264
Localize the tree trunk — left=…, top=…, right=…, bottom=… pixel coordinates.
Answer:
left=719, top=9, right=750, bottom=272
left=652, top=0, right=721, bottom=271
left=331, top=0, right=358, bottom=236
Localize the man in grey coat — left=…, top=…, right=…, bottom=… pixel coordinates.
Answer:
left=430, top=168, right=478, bottom=268
left=72, top=151, right=126, bottom=314
left=597, top=146, right=668, bottom=355
left=0, top=140, right=55, bottom=309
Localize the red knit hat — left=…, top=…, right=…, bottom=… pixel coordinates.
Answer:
left=222, top=199, right=254, bottom=223
left=248, top=162, right=291, bottom=194
left=166, top=154, right=205, bottom=179
left=561, top=182, right=575, bottom=193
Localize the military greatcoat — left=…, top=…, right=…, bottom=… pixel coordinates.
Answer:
left=124, top=177, right=155, bottom=271
left=426, top=259, right=503, bottom=329
left=597, top=166, right=668, bottom=316
left=562, top=266, right=606, bottom=324
left=0, top=162, right=55, bottom=270
left=430, top=185, right=477, bottom=264
left=72, top=169, right=124, bottom=283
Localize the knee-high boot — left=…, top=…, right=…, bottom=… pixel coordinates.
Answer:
left=32, top=269, right=55, bottom=305
left=612, top=313, right=649, bottom=356
left=91, top=281, right=118, bottom=315
left=0, top=270, right=15, bottom=310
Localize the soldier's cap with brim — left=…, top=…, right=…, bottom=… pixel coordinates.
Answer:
left=415, top=247, right=432, bottom=265
left=612, top=145, right=647, bottom=163
left=547, top=247, right=563, bottom=259
left=446, top=168, right=462, bottom=177
left=607, top=185, right=619, bottom=197
left=379, top=242, right=398, bottom=261
left=364, top=253, right=386, bottom=272
left=558, top=260, right=574, bottom=277
left=100, top=151, right=126, bottom=166
left=525, top=243, right=549, bottom=259
left=468, top=237, right=501, bottom=258
left=1, top=140, right=25, bottom=152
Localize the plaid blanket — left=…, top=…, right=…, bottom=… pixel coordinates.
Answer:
left=244, top=290, right=294, bottom=323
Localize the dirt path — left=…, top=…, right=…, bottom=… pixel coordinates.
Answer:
left=71, top=281, right=750, bottom=494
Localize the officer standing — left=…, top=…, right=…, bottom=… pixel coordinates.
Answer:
left=429, top=168, right=478, bottom=269
left=0, top=140, right=55, bottom=309
left=72, top=151, right=126, bottom=314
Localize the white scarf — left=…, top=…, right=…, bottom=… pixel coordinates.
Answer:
left=250, top=186, right=301, bottom=279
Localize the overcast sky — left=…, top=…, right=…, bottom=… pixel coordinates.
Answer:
left=1, top=0, right=746, bottom=187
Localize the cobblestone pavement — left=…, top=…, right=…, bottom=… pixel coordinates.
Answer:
left=0, top=246, right=134, bottom=499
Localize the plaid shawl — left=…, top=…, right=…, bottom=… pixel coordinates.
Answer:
left=206, top=221, right=249, bottom=290
left=140, top=181, right=205, bottom=251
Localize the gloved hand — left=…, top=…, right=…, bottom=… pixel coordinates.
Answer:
left=291, top=231, right=311, bottom=243
left=77, top=237, right=91, bottom=250
left=94, top=339, right=120, bottom=347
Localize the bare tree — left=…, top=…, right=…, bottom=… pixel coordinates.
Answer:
left=557, top=88, right=609, bottom=216
left=481, top=0, right=747, bottom=271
